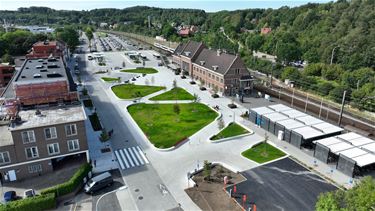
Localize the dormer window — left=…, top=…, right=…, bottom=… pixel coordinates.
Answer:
left=212, top=65, right=218, bottom=71
left=200, top=61, right=205, bottom=65
left=184, top=51, right=191, bottom=56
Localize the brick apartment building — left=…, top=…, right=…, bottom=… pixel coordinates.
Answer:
left=0, top=64, right=15, bottom=91
left=173, top=40, right=254, bottom=96
left=0, top=50, right=88, bottom=182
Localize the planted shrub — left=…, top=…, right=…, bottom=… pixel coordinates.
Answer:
left=0, top=193, right=56, bottom=211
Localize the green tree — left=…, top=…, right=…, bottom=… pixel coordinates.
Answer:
left=275, top=42, right=301, bottom=64
left=56, top=26, right=79, bottom=52
left=173, top=104, right=180, bottom=115
left=281, top=67, right=301, bottom=81
left=85, top=27, right=94, bottom=46
left=203, top=160, right=211, bottom=180
left=322, top=65, right=344, bottom=81
left=303, top=63, right=324, bottom=77
left=246, top=34, right=264, bottom=52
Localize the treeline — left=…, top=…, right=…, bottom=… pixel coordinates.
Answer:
left=0, top=26, right=80, bottom=63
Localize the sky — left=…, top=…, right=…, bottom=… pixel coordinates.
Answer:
left=0, top=0, right=332, bottom=12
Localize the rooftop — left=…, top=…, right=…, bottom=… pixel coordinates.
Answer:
left=10, top=105, right=86, bottom=131
left=276, top=119, right=305, bottom=130
left=280, top=109, right=308, bottom=119
left=194, top=48, right=240, bottom=75
left=174, top=40, right=203, bottom=58
left=0, top=124, right=13, bottom=147
left=14, top=57, right=68, bottom=85
left=292, top=126, right=324, bottom=140
left=268, top=104, right=292, bottom=112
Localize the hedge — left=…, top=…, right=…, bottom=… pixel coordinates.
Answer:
left=41, top=163, right=92, bottom=197
left=0, top=193, right=56, bottom=211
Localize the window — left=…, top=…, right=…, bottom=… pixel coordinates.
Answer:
left=28, top=164, right=42, bottom=173
left=67, top=139, right=80, bottom=151
left=221, top=79, right=224, bottom=83
left=47, top=143, right=60, bottom=155
left=21, top=130, right=35, bottom=144
left=235, top=68, right=240, bottom=74
left=234, top=79, right=238, bottom=84
left=65, top=124, right=77, bottom=136
left=0, top=152, right=10, bottom=164
left=44, top=127, right=57, bottom=140
left=25, top=147, right=39, bottom=159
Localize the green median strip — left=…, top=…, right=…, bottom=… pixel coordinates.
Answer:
left=241, top=142, right=286, bottom=164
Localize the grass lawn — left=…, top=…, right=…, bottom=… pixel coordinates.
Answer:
left=241, top=142, right=286, bottom=164
left=128, top=103, right=218, bottom=148
left=150, top=87, right=195, bottom=101
left=83, top=99, right=93, bottom=108
left=102, top=77, right=120, bottom=82
left=112, top=84, right=165, bottom=99
left=121, top=68, right=158, bottom=74
left=211, top=122, right=250, bottom=140
left=89, top=113, right=102, bottom=131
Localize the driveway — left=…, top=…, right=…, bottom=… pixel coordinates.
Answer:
left=228, top=158, right=337, bottom=211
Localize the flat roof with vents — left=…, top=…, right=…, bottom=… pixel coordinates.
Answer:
left=14, top=58, right=68, bottom=85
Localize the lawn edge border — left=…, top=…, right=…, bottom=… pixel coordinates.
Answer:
left=209, top=121, right=254, bottom=143
left=120, top=67, right=158, bottom=74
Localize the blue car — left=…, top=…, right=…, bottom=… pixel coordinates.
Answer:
left=4, top=191, right=17, bottom=202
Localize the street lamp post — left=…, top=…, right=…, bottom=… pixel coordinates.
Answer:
left=95, top=186, right=127, bottom=211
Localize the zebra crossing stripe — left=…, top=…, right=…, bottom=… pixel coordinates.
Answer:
left=119, top=149, right=130, bottom=169
left=128, top=147, right=140, bottom=166
left=123, top=148, right=135, bottom=167
left=136, top=146, right=149, bottom=164
left=114, top=150, right=125, bottom=169
left=131, top=147, right=144, bottom=165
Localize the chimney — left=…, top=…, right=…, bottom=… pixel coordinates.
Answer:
left=217, top=49, right=221, bottom=56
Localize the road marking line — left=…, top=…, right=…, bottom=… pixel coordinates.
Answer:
left=123, top=148, right=135, bottom=167
left=119, top=149, right=130, bottom=169
left=131, top=147, right=144, bottom=165
left=127, top=147, right=140, bottom=166
left=136, top=146, right=149, bottom=164
left=114, top=150, right=125, bottom=169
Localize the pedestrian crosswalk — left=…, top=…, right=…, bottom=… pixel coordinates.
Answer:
left=114, top=146, right=149, bottom=170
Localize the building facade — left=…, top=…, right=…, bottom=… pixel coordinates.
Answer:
left=0, top=106, right=88, bottom=182
left=173, top=41, right=254, bottom=96
left=26, top=41, right=68, bottom=64
left=0, top=64, right=15, bottom=90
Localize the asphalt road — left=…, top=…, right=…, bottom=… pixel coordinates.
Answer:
left=228, top=158, right=337, bottom=211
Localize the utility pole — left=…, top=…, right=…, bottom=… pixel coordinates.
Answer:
left=338, top=90, right=347, bottom=126
left=270, top=63, right=274, bottom=88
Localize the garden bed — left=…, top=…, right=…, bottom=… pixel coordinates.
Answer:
left=89, top=113, right=102, bottom=131
left=101, top=77, right=119, bottom=82
left=185, top=165, right=244, bottom=211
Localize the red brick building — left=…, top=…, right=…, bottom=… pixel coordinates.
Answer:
left=0, top=64, right=15, bottom=90
left=26, top=41, right=68, bottom=62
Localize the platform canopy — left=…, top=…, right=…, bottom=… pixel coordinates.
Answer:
left=351, top=153, right=375, bottom=167
left=250, top=106, right=275, bottom=115
left=292, top=126, right=324, bottom=140
left=296, top=115, right=324, bottom=126
left=327, top=142, right=354, bottom=154
left=361, top=143, right=375, bottom=153
left=312, top=122, right=344, bottom=135
left=339, top=147, right=368, bottom=158
left=268, top=104, right=292, bottom=112
left=314, top=137, right=342, bottom=146
left=263, top=112, right=289, bottom=122
left=277, top=119, right=305, bottom=130
left=280, top=109, right=308, bottom=119
left=337, top=132, right=362, bottom=141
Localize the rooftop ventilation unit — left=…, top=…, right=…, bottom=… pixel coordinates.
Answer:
left=200, top=61, right=205, bottom=65
left=36, top=65, right=44, bottom=69
left=47, top=73, right=62, bottom=78
left=212, top=65, right=219, bottom=71
left=47, top=58, right=57, bottom=62
left=33, top=73, right=42, bottom=78
left=38, top=59, right=44, bottom=62
left=21, top=76, right=26, bottom=78
left=40, top=69, right=48, bottom=72
left=184, top=51, right=191, bottom=56
left=47, top=64, right=58, bottom=68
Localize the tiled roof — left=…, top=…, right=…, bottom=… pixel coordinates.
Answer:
left=174, top=40, right=203, bottom=58
left=193, top=48, right=238, bottom=75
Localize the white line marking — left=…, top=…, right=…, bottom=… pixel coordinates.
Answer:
left=123, top=148, right=135, bottom=167
left=136, top=146, right=149, bottom=164
left=114, top=150, right=125, bottom=170
left=127, top=147, right=140, bottom=166
left=119, top=149, right=130, bottom=169
left=132, top=147, right=144, bottom=165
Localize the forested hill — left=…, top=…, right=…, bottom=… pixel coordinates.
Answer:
left=1, top=1, right=374, bottom=70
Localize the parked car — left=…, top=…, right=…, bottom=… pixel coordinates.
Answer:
left=4, top=191, right=17, bottom=202
left=84, top=172, right=113, bottom=194
left=23, top=189, right=36, bottom=198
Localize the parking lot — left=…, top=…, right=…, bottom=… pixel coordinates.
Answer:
left=228, top=158, right=337, bottom=211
